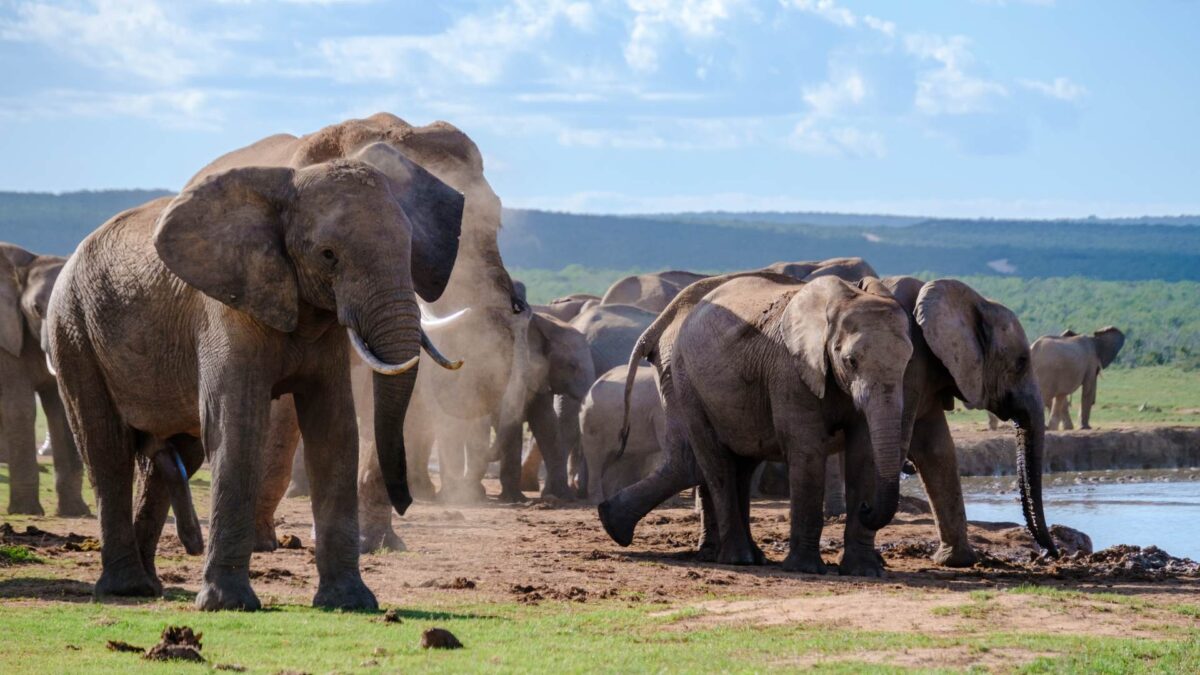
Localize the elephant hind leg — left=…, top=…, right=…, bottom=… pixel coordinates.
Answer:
left=56, top=342, right=157, bottom=598
left=1, top=363, right=41, bottom=516
left=255, top=397, right=301, bottom=552
left=38, top=385, right=90, bottom=516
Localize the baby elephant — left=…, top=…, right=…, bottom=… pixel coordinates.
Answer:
left=1032, top=327, right=1125, bottom=430
left=582, top=365, right=667, bottom=504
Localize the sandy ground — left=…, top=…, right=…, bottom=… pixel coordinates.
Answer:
left=3, top=477, right=1196, bottom=643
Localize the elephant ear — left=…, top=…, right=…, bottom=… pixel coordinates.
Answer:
left=0, top=253, right=23, bottom=356
left=352, top=142, right=463, bottom=303
left=856, top=277, right=892, bottom=298
left=784, top=277, right=842, bottom=399
left=154, top=167, right=300, bottom=333
left=914, top=279, right=986, bottom=409
left=1093, top=326, right=1125, bottom=368
left=1060, top=329, right=1078, bottom=337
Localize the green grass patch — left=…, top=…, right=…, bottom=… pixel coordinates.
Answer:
left=0, top=544, right=42, bottom=566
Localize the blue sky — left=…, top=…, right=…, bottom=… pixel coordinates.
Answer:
left=1, top=0, right=1197, bottom=217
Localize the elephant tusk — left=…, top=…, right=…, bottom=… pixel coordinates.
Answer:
left=347, top=328, right=420, bottom=376
left=45, top=354, right=57, bottom=376
left=419, top=304, right=469, bottom=329
left=421, top=329, right=464, bottom=370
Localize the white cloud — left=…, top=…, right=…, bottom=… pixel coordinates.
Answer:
left=862, top=15, right=895, bottom=36
left=0, top=0, right=227, bottom=84
left=1019, top=76, right=1087, bottom=101
left=624, top=0, right=747, bottom=73
left=790, top=69, right=885, bottom=158
left=317, top=0, right=593, bottom=84
left=784, top=0, right=857, bottom=28
left=0, top=88, right=235, bottom=131
left=802, top=70, right=867, bottom=115
left=906, top=34, right=1008, bottom=115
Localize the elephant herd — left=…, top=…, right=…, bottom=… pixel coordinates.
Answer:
left=0, top=114, right=1125, bottom=612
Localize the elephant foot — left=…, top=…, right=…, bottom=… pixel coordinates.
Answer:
left=695, top=539, right=719, bottom=563
left=408, top=477, right=437, bottom=502
left=838, top=547, right=885, bottom=577
left=438, top=480, right=487, bottom=504
left=716, top=543, right=760, bottom=566
left=540, top=480, right=574, bottom=501
left=7, top=495, right=45, bottom=516
left=253, top=525, right=279, bottom=553
left=284, top=481, right=310, bottom=499
left=932, top=544, right=978, bottom=568
left=1080, top=424, right=1091, bottom=430
left=782, top=550, right=828, bottom=575
left=360, top=524, right=406, bottom=554
left=56, top=498, right=92, bottom=518
left=497, top=487, right=528, bottom=504
left=313, top=574, right=378, bottom=611
left=597, top=500, right=636, bottom=547
left=196, top=569, right=261, bottom=611
left=95, top=565, right=160, bottom=599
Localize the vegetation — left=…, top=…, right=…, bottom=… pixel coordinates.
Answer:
left=0, top=545, right=41, bottom=566
left=513, top=267, right=1200, bottom=370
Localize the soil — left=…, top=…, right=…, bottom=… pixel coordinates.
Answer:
left=2, top=476, right=1197, bottom=645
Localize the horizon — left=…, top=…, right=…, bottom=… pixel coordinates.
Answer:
left=2, top=1, right=1198, bottom=219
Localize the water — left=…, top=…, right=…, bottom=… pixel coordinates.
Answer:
left=963, top=480, right=1200, bottom=561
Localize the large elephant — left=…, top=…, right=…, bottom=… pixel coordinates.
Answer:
left=49, top=141, right=464, bottom=611
left=1031, top=327, right=1125, bottom=430
left=0, top=244, right=88, bottom=516
left=664, top=275, right=913, bottom=571
left=758, top=257, right=877, bottom=282
left=600, top=271, right=708, bottom=312
left=582, top=364, right=666, bottom=503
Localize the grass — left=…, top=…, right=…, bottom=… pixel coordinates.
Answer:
left=949, top=365, right=1200, bottom=427
left=0, top=544, right=42, bottom=566
left=0, top=598, right=1196, bottom=673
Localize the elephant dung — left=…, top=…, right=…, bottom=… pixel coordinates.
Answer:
left=420, top=628, right=463, bottom=650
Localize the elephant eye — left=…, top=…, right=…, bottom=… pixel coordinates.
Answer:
left=321, top=248, right=337, bottom=264
left=844, top=354, right=858, bottom=370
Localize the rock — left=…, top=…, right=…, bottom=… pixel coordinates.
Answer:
left=1049, top=524, right=1093, bottom=556
left=420, top=628, right=463, bottom=650
left=897, top=495, right=932, bottom=515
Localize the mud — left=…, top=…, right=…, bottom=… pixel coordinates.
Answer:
left=954, top=425, right=1200, bottom=476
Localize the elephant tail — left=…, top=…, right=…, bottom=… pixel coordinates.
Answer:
left=616, top=333, right=653, bottom=463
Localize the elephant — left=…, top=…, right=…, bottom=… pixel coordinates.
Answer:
left=49, top=140, right=465, bottom=611
left=845, top=276, right=1056, bottom=565
left=1031, top=327, right=1125, bottom=430
left=0, top=243, right=89, bottom=516
left=534, top=293, right=600, bottom=323
left=582, top=364, right=666, bottom=504
left=757, top=257, right=877, bottom=282
left=656, top=275, right=913, bottom=572
left=463, top=311, right=595, bottom=499
left=600, top=271, right=709, bottom=312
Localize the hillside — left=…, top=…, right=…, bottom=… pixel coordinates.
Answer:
left=0, top=189, right=173, bottom=255
left=500, top=209, right=1200, bottom=281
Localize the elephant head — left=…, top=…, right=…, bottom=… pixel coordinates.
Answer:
left=911, top=278, right=1057, bottom=555
left=1090, top=326, right=1125, bottom=369
left=530, top=313, right=595, bottom=402
left=0, top=243, right=66, bottom=360
left=153, top=143, right=464, bottom=516
left=784, top=276, right=913, bottom=531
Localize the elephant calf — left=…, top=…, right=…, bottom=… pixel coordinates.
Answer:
left=582, top=365, right=666, bottom=504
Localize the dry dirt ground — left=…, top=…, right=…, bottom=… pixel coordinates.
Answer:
left=3, top=475, right=1197, bottom=648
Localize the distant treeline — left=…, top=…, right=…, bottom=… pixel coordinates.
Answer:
left=500, top=209, right=1200, bottom=281
left=0, top=189, right=173, bottom=255
left=513, top=266, right=1200, bottom=370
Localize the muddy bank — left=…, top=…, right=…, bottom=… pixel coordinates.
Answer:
left=956, top=426, right=1200, bottom=476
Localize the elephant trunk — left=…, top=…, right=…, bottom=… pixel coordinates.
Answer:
left=1010, top=388, right=1058, bottom=556
left=858, top=391, right=905, bottom=531
left=352, top=295, right=422, bottom=517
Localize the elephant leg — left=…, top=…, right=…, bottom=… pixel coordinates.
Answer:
left=909, top=412, right=976, bottom=567
left=521, top=440, right=543, bottom=492
left=838, top=426, right=884, bottom=577
left=56, top=345, right=155, bottom=598
left=404, top=412, right=436, bottom=501
left=254, top=396, right=301, bottom=552
left=735, top=456, right=765, bottom=565
left=682, top=404, right=754, bottom=566
left=529, top=392, right=571, bottom=499
left=494, top=417, right=527, bottom=504
left=286, top=441, right=311, bottom=498
left=357, top=443, right=404, bottom=554
left=195, top=373, right=270, bottom=612
left=132, top=451, right=171, bottom=595
left=695, top=483, right=719, bottom=561
left=775, top=415, right=830, bottom=575
left=823, top=453, right=846, bottom=517
left=599, top=420, right=699, bottom=547
left=39, top=385, right=90, bottom=516
left=1058, top=396, right=1074, bottom=430
left=295, top=378, right=377, bottom=611
left=987, top=412, right=1000, bottom=431
left=2, top=368, right=41, bottom=515
left=1080, top=372, right=1097, bottom=430
left=556, top=394, right=584, bottom=492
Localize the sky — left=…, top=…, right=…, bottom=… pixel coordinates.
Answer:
left=1, top=0, right=1197, bottom=218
